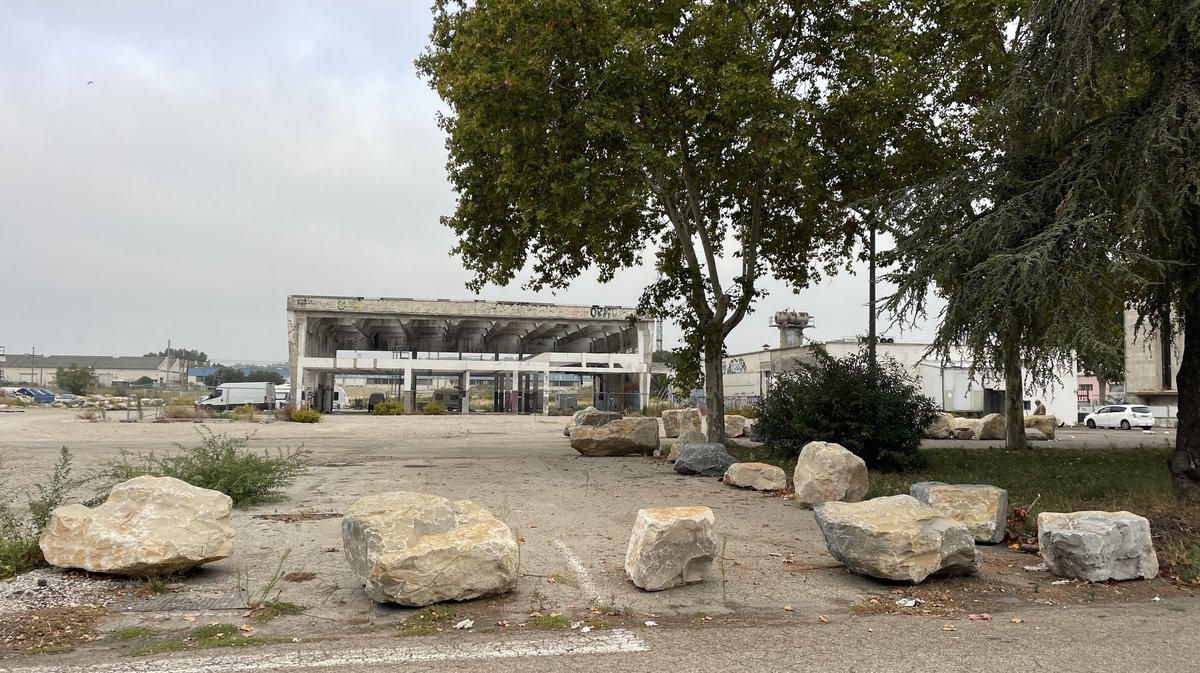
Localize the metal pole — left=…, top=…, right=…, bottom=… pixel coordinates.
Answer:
left=868, top=221, right=877, bottom=371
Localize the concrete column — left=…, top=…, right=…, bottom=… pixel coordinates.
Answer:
left=403, top=366, right=414, bottom=413
left=289, top=312, right=308, bottom=408
left=640, top=370, right=651, bottom=412
left=543, top=368, right=551, bottom=415
left=460, top=371, right=470, bottom=415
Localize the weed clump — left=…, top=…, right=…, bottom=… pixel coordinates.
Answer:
left=94, top=429, right=310, bottom=508
left=422, top=402, right=447, bottom=415
left=1, top=448, right=84, bottom=578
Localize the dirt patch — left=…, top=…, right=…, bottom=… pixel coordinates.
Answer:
left=252, top=511, right=343, bottom=523
left=853, top=546, right=1198, bottom=618
left=0, top=606, right=107, bottom=652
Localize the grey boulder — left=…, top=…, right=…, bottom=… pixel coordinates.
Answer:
left=814, top=495, right=982, bottom=583
left=673, top=443, right=736, bottom=476
left=1038, top=511, right=1158, bottom=581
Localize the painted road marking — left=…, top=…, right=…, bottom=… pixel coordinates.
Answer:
left=554, top=538, right=599, bottom=598
left=7, top=629, right=648, bottom=673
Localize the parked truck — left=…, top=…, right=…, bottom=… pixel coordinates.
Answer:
left=195, top=382, right=276, bottom=411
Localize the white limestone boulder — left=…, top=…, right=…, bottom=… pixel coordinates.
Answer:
left=814, top=495, right=982, bottom=583
left=1038, top=511, right=1158, bottom=581
left=951, top=417, right=983, bottom=440
left=978, top=413, right=1006, bottom=441
left=1025, top=428, right=1048, bottom=441
left=674, top=443, right=736, bottom=476
left=1024, top=415, right=1057, bottom=440
left=572, top=417, right=660, bottom=456
left=723, top=462, right=787, bottom=491
left=792, top=441, right=869, bottom=508
left=910, top=482, right=1008, bottom=544
left=625, top=506, right=718, bottom=591
left=342, top=492, right=519, bottom=606
left=39, top=476, right=234, bottom=576
left=723, top=415, right=749, bottom=438
left=924, top=412, right=955, bottom=439
left=564, top=406, right=622, bottom=436
left=662, top=408, right=701, bottom=438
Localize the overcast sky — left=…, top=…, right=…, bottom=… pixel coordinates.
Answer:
left=1, top=1, right=939, bottom=364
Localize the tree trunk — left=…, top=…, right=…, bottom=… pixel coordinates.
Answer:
left=1171, top=305, right=1200, bottom=502
left=703, top=334, right=726, bottom=443
left=1002, top=335, right=1029, bottom=449
left=1097, top=376, right=1107, bottom=407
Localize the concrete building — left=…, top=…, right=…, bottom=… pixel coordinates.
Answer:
left=722, top=311, right=1078, bottom=423
left=286, top=295, right=655, bottom=414
left=1122, top=308, right=1182, bottom=424
left=0, top=354, right=181, bottom=388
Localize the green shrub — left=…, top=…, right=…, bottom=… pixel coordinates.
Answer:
left=2, top=448, right=84, bottom=578
left=371, top=400, right=403, bottom=415
left=94, top=430, right=310, bottom=508
left=422, top=402, right=447, bottom=415
left=289, top=407, right=322, bottom=423
left=754, top=346, right=938, bottom=471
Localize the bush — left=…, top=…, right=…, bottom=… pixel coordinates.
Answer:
left=289, top=407, right=322, bottom=423
left=422, top=402, right=447, bottom=415
left=725, top=406, right=758, bottom=419
left=754, top=346, right=938, bottom=471
left=371, top=400, right=403, bottom=415
left=94, top=430, right=310, bottom=508
left=2, top=448, right=83, bottom=578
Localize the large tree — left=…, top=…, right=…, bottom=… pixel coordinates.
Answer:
left=418, top=0, right=1002, bottom=440
left=886, top=0, right=1200, bottom=491
left=1005, top=0, right=1199, bottom=499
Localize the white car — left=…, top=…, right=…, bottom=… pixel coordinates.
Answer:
left=1082, top=405, right=1155, bottom=430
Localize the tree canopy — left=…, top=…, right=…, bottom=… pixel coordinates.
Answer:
left=55, top=365, right=95, bottom=395
left=418, top=0, right=1008, bottom=439
left=144, top=348, right=208, bottom=364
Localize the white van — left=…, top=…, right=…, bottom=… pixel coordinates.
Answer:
left=196, top=382, right=276, bottom=411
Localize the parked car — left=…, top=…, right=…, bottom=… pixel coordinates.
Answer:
left=1082, top=404, right=1155, bottom=430
left=15, top=387, right=55, bottom=404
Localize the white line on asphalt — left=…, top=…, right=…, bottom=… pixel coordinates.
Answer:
left=6, top=629, right=648, bottom=673
left=554, top=538, right=599, bottom=598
